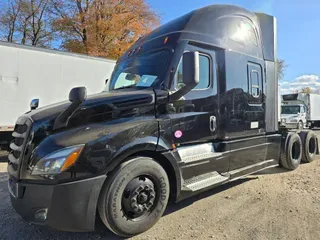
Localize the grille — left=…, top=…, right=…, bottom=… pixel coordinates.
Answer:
left=8, top=117, right=32, bottom=178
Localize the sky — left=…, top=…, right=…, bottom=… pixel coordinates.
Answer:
left=147, top=0, right=320, bottom=94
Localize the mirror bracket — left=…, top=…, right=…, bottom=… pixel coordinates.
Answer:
left=53, top=87, right=87, bottom=130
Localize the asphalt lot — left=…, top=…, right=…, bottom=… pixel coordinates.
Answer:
left=1, top=130, right=320, bottom=240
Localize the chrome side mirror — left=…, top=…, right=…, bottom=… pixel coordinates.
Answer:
left=30, top=99, right=39, bottom=110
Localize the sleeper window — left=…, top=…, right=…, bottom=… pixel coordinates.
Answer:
left=251, top=70, right=260, bottom=98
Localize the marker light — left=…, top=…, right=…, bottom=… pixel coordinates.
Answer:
left=132, top=48, right=138, bottom=54
left=164, top=37, right=169, bottom=44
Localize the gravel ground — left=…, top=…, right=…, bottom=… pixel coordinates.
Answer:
left=0, top=132, right=320, bottom=240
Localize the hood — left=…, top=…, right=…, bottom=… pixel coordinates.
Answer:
left=28, top=89, right=155, bottom=121
left=24, top=89, right=157, bottom=146
left=280, top=114, right=299, bottom=119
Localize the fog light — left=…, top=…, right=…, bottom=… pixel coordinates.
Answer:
left=34, top=208, right=48, bottom=221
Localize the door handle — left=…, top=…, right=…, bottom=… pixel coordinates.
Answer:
left=210, top=116, right=217, bottom=132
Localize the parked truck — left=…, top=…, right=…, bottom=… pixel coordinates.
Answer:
left=7, top=5, right=319, bottom=238
left=0, top=41, right=116, bottom=150
left=281, top=93, right=320, bottom=129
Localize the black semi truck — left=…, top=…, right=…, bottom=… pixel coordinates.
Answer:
left=8, top=4, right=318, bottom=238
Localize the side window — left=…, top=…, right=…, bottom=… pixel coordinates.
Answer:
left=301, top=106, right=305, bottom=113
left=250, top=70, right=260, bottom=98
left=175, top=54, right=210, bottom=90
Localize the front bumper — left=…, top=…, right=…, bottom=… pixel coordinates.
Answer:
left=10, top=175, right=106, bottom=232
left=279, top=122, right=298, bottom=129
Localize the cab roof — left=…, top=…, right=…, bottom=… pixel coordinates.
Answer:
left=120, top=4, right=271, bottom=62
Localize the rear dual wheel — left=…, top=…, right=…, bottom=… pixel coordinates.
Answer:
left=280, top=133, right=302, bottom=170
left=280, top=131, right=318, bottom=170
left=299, top=131, right=318, bottom=163
left=98, top=157, right=170, bottom=238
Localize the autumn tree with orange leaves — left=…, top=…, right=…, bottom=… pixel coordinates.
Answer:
left=51, top=0, right=159, bottom=59
left=0, top=0, right=159, bottom=59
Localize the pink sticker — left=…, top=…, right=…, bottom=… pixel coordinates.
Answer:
left=174, top=130, right=183, bottom=139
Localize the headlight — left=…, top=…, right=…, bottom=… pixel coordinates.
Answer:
left=290, top=118, right=298, bottom=123
left=31, top=145, right=84, bottom=176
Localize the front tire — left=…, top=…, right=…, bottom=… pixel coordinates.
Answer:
left=98, top=157, right=170, bottom=238
left=297, top=121, right=304, bottom=130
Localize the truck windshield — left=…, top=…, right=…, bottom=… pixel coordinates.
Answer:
left=106, top=50, right=170, bottom=91
left=281, top=106, right=300, bottom=114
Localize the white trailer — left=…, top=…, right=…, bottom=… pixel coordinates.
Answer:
left=0, top=41, right=116, bottom=149
left=281, top=93, right=320, bottom=129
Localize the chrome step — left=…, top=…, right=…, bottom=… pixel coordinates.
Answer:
left=182, top=152, right=223, bottom=164
left=178, top=143, right=223, bottom=164
left=183, top=171, right=229, bottom=192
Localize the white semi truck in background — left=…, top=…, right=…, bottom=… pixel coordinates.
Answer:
left=280, top=93, right=320, bottom=129
left=0, top=41, right=116, bottom=149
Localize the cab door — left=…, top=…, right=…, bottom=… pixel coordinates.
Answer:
left=164, top=43, right=229, bottom=176
left=170, top=45, right=218, bottom=145
left=171, top=45, right=217, bottom=145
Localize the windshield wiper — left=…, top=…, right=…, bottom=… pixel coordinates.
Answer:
left=115, top=84, right=136, bottom=90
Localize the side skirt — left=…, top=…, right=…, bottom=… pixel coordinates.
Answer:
left=228, top=159, right=278, bottom=179
left=229, top=163, right=279, bottom=182
left=177, top=159, right=279, bottom=202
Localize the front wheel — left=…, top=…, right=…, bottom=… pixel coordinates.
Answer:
left=297, top=121, right=304, bottom=130
left=98, top=157, right=170, bottom=238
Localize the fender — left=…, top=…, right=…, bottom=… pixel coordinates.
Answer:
left=103, top=136, right=159, bottom=173
left=100, top=136, right=182, bottom=202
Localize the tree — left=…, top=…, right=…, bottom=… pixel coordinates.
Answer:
left=52, top=0, right=159, bottom=58
left=301, top=87, right=312, bottom=94
left=86, top=0, right=159, bottom=58
left=50, top=0, right=92, bottom=54
left=0, top=0, right=22, bottom=42
left=277, top=59, right=287, bottom=80
left=0, top=0, right=54, bottom=46
left=26, top=0, right=53, bottom=46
